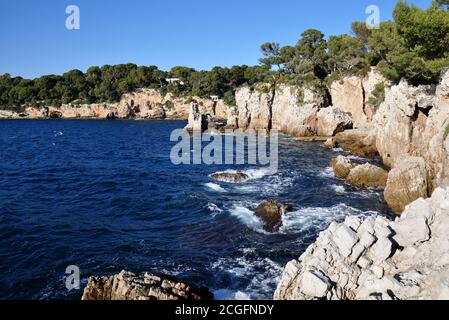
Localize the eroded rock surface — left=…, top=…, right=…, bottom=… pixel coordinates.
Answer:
left=275, top=187, right=449, bottom=300
left=82, top=270, right=213, bottom=301
left=346, top=163, right=388, bottom=187
left=384, top=156, right=429, bottom=214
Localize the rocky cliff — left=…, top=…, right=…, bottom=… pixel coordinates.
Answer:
left=274, top=187, right=449, bottom=300
left=0, top=89, right=233, bottom=121
left=371, top=70, right=449, bottom=213
left=234, top=68, right=386, bottom=137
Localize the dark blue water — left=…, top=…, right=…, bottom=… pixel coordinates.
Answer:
left=0, top=120, right=391, bottom=300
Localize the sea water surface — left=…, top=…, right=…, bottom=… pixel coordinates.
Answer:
left=0, top=120, right=392, bottom=300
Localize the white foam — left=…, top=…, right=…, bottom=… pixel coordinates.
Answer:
left=213, top=289, right=251, bottom=300
left=204, top=182, right=227, bottom=193
left=280, top=203, right=377, bottom=234
left=229, top=205, right=267, bottom=234
left=206, top=203, right=223, bottom=217
left=331, top=184, right=346, bottom=193
left=319, top=167, right=335, bottom=178
left=211, top=249, right=283, bottom=300
left=347, top=155, right=367, bottom=161
left=332, top=147, right=344, bottom=152
left=211, top=167, right=275, bottom=183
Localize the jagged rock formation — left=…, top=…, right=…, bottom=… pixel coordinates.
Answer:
left=370, top=70, right=449, bottom=212
left=82, top=270, right=213, bottom=301
left=274, top=187, right=449, bottom=300
left=235, top=84, right=353, bottom=137
left=185, top=104, right=208, bottom=132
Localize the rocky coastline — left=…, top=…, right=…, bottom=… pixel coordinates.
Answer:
left=4, top=68, right=448, bottom=301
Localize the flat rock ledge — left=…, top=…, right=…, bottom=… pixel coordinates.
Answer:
left=82, top=270, right=213, bottom=301
left=274, top=187, right=449, bottom=300
left=330, top=156, right=388, bottom=187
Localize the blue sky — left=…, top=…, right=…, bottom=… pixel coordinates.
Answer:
left=0, top=0, right=432, bottom=79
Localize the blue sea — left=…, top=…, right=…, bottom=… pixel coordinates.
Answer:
left=0, top=120, right=391, bottom=300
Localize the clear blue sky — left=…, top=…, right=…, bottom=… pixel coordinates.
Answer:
left=0, top=0, right=432, bottom=79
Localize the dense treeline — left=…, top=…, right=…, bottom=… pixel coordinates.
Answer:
left=1, top=0, right=448, bottom=112
left=258, top=0, right=449, bottom=89
left=0, top=64, right=267, bottom=111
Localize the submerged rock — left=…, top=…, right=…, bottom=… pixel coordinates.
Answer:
left=210, top=171, right=249, bottom=184
left=346, top=163, right=388, bottom=187
left=274, top=187, right=449, bottom=300
left=254, top=199, right=292, bottom=232
left=82, top=270, right=213, bottom=301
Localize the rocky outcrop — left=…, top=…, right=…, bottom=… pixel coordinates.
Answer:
left=330, top=156, right=388, bottom=187
left=370, top=71, right=449, bottom=204
left=235, top=84, right=328, bottom=136
left=331, top=129, right=378, bottom=158
left=210, top=171, right=249, bottom=184
left=330, top=68, right=386, bottom=127
left=185, top=104, right=208, bottom=132
left=384, top=156, right=429, bottom=214
left=275, top=187, right=449, bottom=300
left=254, top=199, right=292, bottom=232
left=316, top=107, right=353, bottom=136
left=346, top=163, right=388, bottom=187
left=82, top=270, right=213, bottom=301
left=236, top=85, right=273, bottom=131
left=330, top=156, right=355, bottom=179
left=0, top=89, right=234, bottom=122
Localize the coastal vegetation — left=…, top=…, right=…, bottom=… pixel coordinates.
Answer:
left=0, top=0, right=448, bottom=112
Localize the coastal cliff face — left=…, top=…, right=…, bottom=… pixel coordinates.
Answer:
left=369, top=71, right=449, bottom=212
left=331, top=68, right=386, bottom=127
left=274, top=187, right=449, bottom=300
left=0, top=89, right=232, bottom=121
left=234, top=84, right=354, bottom=137
left=233, top=68, right=385, bottom=137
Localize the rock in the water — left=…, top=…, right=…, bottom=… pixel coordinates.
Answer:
left=324, top=138, right=338, bottom=148
left=254, top=199, right=292, bottom=232
left=330, top=156, right=355, bottom=179
left=384, top=156, right=428, bottom=214
left=82, top=270, right=213, bottom=301
left=334, top=129, right=378, bottom=158
left=316, top=106, right=354, bottom=136
left=210, top=171, right=249, bottom=184
left=346, top=163, right=388, bottom=187
left=185, top=103, right=208, bottom=132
